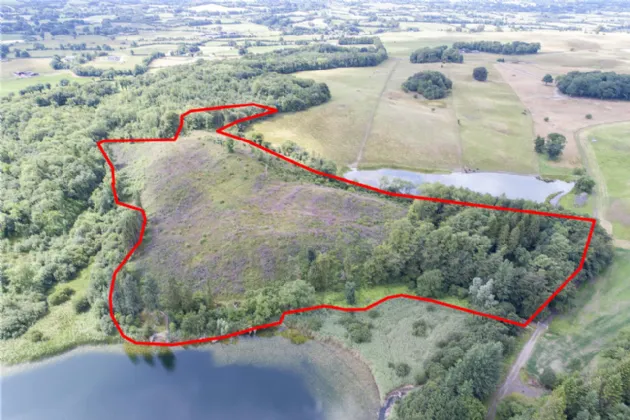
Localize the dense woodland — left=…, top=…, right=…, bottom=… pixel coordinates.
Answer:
left=402, top=71, right=453, bottom=99
left=0, top=44, right=366, bottom=340
left=410, top=45, right=463, bottom=63
left=452, top=41, right=541, bottom=55
left=556, top=71, right=630, bottom=101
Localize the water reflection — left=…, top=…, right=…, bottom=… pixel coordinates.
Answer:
left=345, top=169, right=574, bottom=203
left=2, top=349, right=322, bottom=420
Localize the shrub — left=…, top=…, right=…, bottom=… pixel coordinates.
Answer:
left=540, top=367, right=557, bottom=389
left=28, top=329, right=44, bottom=342
left=73, top=295, right=91, bottom=313
left=414, top=370, right=428, bottom=385
left=574, top=175, right=596, bottom=194
left=49, top=286, right=75, bottom=306
left=586, top=113, right=593, bottom=119
left=395, top=362, right=411, bottom=377
left=473, top=66, right=488, bottom=81
left=544, top=117, right=549, bottom=122
left=412, top=319, right=429, bottom=337
left=280, top=328, right=310, bottom=344
left=367, top=310, right=380, bottom=319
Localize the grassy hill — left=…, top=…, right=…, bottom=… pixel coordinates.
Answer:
left=113, top=131, right=406, bottom=297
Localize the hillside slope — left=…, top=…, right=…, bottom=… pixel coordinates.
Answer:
left=113, top=132, right=407, bottom=296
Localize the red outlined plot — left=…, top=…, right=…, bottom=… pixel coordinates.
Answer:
left=96, top=103, right=597, bottom=347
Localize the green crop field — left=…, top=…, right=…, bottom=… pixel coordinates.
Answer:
left=527, top=249, right=630, bottom=376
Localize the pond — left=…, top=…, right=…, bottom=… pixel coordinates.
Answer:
left=345, top=169, right=574, bottom=204
left=1, top=337, right=380, bottom=420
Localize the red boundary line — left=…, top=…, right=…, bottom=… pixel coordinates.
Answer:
left=96, top=103, right=597, bottom=347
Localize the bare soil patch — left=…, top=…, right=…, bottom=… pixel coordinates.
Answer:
left=495, top=61, right=630, bottom=170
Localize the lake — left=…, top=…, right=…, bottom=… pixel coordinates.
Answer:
left=345, top=169, right=574, bottom=204
left=1, top=349, right=322, bottom=420
left=1, top=338, right=380, bottom=420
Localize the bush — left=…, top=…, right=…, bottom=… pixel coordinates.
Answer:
left=49, top=286, right=75, bottom=306
left=574, top=175, right=596, bottom=194
left=395, top=362, right=411, bottom=377
left=473, top=66, right=488, bottom=81
left=367, top=310, right=380, bottom=319
left=540, top=367, right=557, bottom=389
left=28, top=329, right=44, bottom=342
left=73, top=295, right=91, bottom=313
left=586, top=113, right=593, bottom=119
left=412, top=319, right=429, bottom=337
left=544, top=117, right=549, bottom=122
left=414, top=370, right=428, bottom=385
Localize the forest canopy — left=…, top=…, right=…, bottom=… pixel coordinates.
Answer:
left=556, top=71, right=630, bottom=100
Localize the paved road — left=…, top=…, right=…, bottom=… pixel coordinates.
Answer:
left=486, top=319, right=550, bottom=420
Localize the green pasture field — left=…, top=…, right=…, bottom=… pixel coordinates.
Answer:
left=527, top=249, right=630, bottom=377
left=443, top=54, right=538, bottom=174
left=252, top=61, right=397, bottom=167
left=583, top=122, right=630, bottom=240
left=361, top=60, right=462, bottom=171
left=0, top=58, right=52, bottom=78
left=0, top=72, right=92, bottom=96
left=558, top=190, right=595, bottom=216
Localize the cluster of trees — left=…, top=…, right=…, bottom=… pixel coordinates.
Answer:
left=402, top=71, right=453, bottom=100
left=498, top=328, right=630, bottom=420
left=242, top=40, right=388, bottom=73
left=534, top=133, right=567, bottom=160
left=409, top=45, right=463, bottom=63
left=473, top=66, right=489, bottom=81
left=398, top=315, right=515, bottom=419
left=0, top=41, right=388, bottom=340
left=556, top=71, right=630, bottom=100
left=452, top=41, right=541, bottom=55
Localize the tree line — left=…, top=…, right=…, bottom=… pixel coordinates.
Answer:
left=556, top=71, right=630, bottom=101
left=452, top=41, right=541, bottom=55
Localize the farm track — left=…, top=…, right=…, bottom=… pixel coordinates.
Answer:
left=486, top=319, right=550, bottom=420
left=350, top=58, right=400, bottom=169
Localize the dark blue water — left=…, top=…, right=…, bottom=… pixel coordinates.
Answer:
left=1, top=350, right=323, bottom=420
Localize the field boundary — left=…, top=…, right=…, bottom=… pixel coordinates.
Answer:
left=96, top=103, right=597, bottom=347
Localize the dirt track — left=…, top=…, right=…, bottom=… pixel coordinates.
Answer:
left=486, top=319, right=549, bottom=420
